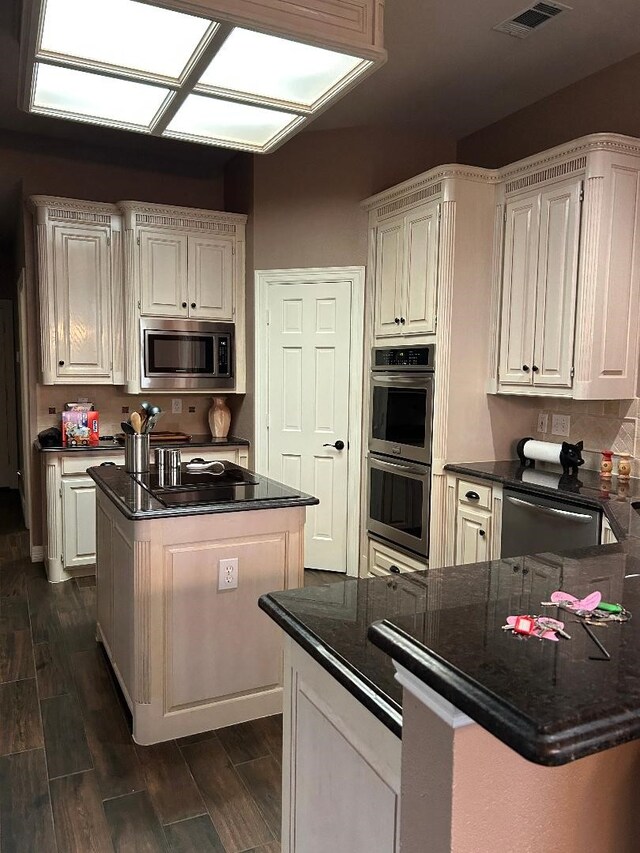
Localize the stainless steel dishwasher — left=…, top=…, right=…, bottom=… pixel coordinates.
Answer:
left=501, top=488, right=601, bottom=558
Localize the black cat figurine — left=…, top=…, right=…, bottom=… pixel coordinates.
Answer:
left=559, top=440, right=584, bottom=476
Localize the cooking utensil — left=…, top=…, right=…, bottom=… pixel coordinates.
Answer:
left=121, top=421, right=135, bottom=435
left=143, top=412, right=162, bottom=434
left=130, top=412, right=143, bottom=434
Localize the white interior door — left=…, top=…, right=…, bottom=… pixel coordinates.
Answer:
left=0, top=300, right=18, bottom=489
left=266, top=278, right=355, bottom=571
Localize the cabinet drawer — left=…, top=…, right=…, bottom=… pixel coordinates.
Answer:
left=368, top=538, right=426, bottom=576
left=62, top=453, right=123, bottom=474
left=457, top=479, right=492, bottom=510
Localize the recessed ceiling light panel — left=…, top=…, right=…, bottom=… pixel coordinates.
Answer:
left=32, top=63, right=171, bottom=128
left=197, top=27, right=368, bottom=109
left=39, top=0, right=213, bottom=80
left=165, top=94, right=301, bottom=149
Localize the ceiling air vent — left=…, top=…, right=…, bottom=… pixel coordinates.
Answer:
left=493, top=1, right=572, bottom=39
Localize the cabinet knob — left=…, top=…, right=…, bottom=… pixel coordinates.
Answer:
left=58, top=360, right=65, bottom=366
left=465, top=490, right=480, bottom=501
left=479, top=530, right=486, bottom=537
left=181, top=302, right=187, bottom=308
left=532, top=365, right=539, bottom=373
left=522, top=365, right=530, bottom=372
left=389, top=564, right=401, bottom=574
left=400, top=317, right=405, bottom=325
left=394, top=317, right=400, bottom=324
left=191, top=302, right=196, bottom=309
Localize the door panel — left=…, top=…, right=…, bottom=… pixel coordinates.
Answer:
left=267, top=282, right=352, bottom=571
left=188, top=235, right=233, bottom=320
left=499, top=196, right=540, bottom=386
left=374, top=219, right=404, bottom=339
left=404, top=202, right=439, bottom=336
left=62, top=477, right=96, bottom=568
left=533, top=180, right=582, bottom=387
left=455, top=506, right=491, bottom=566
left=139, top=229, right=187, bottom=317
left=53, top=225, right=112, bottom=379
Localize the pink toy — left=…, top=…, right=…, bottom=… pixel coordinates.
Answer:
left=549, top=590, right=602, bottom=612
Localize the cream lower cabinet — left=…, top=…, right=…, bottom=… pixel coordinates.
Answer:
left=368, top=537, right=426, bottom=577
left=42, top=446, right=249, bottom=583
left=492, top=134, right=640, bottom=399
left=282, top=636, right=400, bottom=853
left=601, top=517, right=618, bottom=544
left=31, top=196, right=124, bottom=385
left=446, top=475, right=503, bottom=567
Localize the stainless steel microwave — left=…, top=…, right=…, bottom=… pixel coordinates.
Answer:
left=140, top=318, right=234, bottom=391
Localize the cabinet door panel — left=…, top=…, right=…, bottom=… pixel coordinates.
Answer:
left=139, top=229, right=187, bottom=317
left=499, top=196, right=540, bottom=386
left=455, top=506, right=491, bottom=566
left=53, top=225, right=112, bottom=379
left=404, top=202, right=439, bottom=336
left=374, top=218, right=404, bottom=339
left=62, top=477, right=96, bottom=568
left=188, top=235, right=233, bottom=320
left=533, top=180, right=582, bottom=387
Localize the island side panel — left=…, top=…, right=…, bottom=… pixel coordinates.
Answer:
left=95, top=490, right=307, bottom=744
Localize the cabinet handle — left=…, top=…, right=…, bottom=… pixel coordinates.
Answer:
left=465, top=490, right=480, bottom=501
left=181, top=302, right=187, bottom=308
left=522, top=365, right=530, bottom=372
left=389, top=564, right=401, bottom=574
left=479, top=530, right=486, bottom=537
left=191, top=302, right=196, bottom=309
left=532, top=365, right=539, bottom=373
left=400, top=317, right=405, bottom=325
left=58, top=360, right=65, bottom=366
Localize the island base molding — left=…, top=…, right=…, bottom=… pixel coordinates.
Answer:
left=400, top=689, right=640, bottom=853
left=95, top=490, right=306, bottom=744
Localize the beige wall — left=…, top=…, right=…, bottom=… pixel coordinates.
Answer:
left=458, top=50, right=640, bottom=169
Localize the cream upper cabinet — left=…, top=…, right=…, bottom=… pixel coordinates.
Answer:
left=139, top=229, right=188, bottom=317
left=120, top=202, right=247, bottom=394
left=491, top=135, right=640, bottom=400
left=32, top=197, right=124, bottom=385
left=373, top=200, right=439, bottom=341
left=498, top=179, right=581, bottom=392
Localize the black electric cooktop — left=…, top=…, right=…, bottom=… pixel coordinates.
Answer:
left=134, top=460, right=300, bottom=507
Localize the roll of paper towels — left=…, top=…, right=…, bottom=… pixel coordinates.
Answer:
left=519, top=439, right=562, bottom=465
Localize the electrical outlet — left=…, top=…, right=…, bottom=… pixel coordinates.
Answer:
left=218, top=557, right=238, bottom=591
left=537, top=413, right=549, bottom=434
left=551, top=414, right=571, bottom=437
left=171, top=398, right=182, bottom=414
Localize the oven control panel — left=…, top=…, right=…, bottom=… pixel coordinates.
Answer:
left=372, top=345, right=435, bottom=370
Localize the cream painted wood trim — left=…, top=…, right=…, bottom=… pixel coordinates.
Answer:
left=394, top=663, right=473, bottom=729
left=431, top=201, right=455, bottom=474
left=254, top=266, right=365, bottom=577
left=486, top=202, right=505, bottom=393
left=119, top=201, right=247, bottom=231
left=363, top=165, right=496, bottom=213
left=17, top=270, right=31, bottom=531
left=111, top=226, right=125, bottom=385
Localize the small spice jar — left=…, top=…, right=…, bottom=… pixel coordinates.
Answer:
left=600, top=450, right=613, bottom=480
left=617, top=452, right=632, bottom=481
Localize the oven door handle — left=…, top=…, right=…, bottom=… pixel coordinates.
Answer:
left=371, top=457, right=427, bottom=476
left=372, top=375, right=433, bottom=386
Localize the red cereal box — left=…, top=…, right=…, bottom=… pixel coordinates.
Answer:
left=61, top=411, right=99, bottom=447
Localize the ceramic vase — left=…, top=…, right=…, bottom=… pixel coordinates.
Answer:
left=600, top=450, right=613, bottom=480
left=618, top=452, right=632, bottom=481
left=208, top=396, right=231, bottom=440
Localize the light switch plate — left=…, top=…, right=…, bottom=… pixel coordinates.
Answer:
left=551, top=414, right=570, bottom=437
left=537, top=413, right=549, bottom=434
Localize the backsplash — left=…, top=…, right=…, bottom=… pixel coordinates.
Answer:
left=36, top=385, right=247, bottom=439
left=533, top=398, right=639, bottom=473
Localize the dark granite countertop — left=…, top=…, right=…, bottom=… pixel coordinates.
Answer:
left=87, top=463, right=318, bottom=520
left=445, top=460, right=640, bottom=541
left=261, top=537, right=640, bottom=765
left=36, top=434, right=250, bottom=453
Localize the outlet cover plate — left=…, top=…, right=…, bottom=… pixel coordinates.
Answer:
left=537, top=413, right=549, bottom=434
left=218, top=557, right=238, bottom=590
left=171, top=398, right=182, bottom=414
left=551, top=414, right=570, bottom=437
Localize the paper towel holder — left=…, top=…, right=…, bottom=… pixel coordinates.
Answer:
left=516, top=436, right=585, bottom=477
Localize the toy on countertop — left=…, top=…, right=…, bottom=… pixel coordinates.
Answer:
left=516, top=437, right=585, bottom=476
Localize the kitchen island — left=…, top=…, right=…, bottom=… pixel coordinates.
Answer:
left=260, top=537, right=640, bottom=852
left=88, top=462, right=317, bottom=744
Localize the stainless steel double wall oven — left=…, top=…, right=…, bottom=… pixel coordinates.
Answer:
left=367, top=345, right=434, bottom=559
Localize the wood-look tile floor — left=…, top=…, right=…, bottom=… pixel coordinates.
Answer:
left=0, top=489, right=341, bottom=853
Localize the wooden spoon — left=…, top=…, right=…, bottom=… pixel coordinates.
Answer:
left=130, top=412, right=143, bottom=434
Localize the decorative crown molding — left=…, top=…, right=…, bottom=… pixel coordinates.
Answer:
left=362, top=164, right=498, bottom=213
